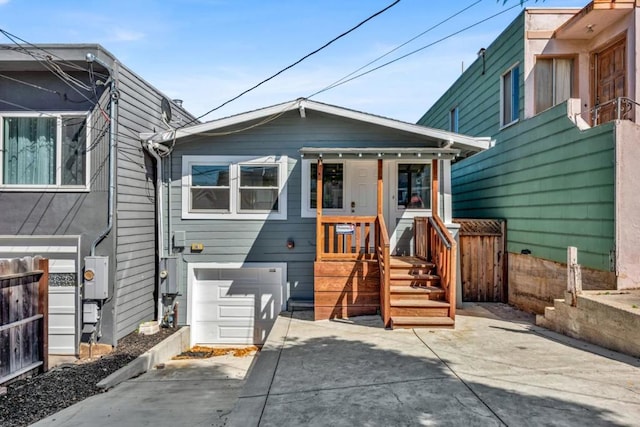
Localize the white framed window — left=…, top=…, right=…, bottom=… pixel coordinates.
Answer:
left=535, top=57, right=574, bottom=114
left=0, top=112, right=89, bottom=190
left=449, top=106, right=459, bottom=132
left=182, top=155, right=288, bottom=220
left=501, top=64, right=520, bottom=127
left=395, top=163, right=431, bottom=211
left=301, top=159, right=346, bottom=218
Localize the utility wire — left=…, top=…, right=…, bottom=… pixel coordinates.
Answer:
left=307, top=0, right=482, bottom=99
left=309, top=1, right=525, bottom=99
left=180, top=0, right=401, bottom=127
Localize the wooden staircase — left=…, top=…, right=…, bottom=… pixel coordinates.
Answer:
left=388, top=256, right=454, bottom=329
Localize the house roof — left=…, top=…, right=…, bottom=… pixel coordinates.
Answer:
left=143, top=98, right=491, bottom=155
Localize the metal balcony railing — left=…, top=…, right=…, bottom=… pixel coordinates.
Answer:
left=576, top=97, right=638, bottom=126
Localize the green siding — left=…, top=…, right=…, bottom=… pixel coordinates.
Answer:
left=452, top=103, right=615, bottom=270
left=418, top=13, right=525, bottom=138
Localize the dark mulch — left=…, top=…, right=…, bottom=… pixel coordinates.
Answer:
left=0, top=327, right=178, bottom=427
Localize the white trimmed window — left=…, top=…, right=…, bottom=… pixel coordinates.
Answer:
left=0, top=112, right=89, bottom=190
left=501, top=64, right=520, bottom=127
left=301, top=159, right=345, bottom=218
left=182, top=155, right=288, bottom=220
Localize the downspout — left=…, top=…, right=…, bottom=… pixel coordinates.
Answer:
left=143, top=140, right=168, bottom=321
left=90, top=56, right=118, bottom=256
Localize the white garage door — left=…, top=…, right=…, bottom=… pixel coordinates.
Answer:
left=190, top=264, right=286, bottom=345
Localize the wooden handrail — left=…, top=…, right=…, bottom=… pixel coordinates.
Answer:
left=317, top=215, right=378, bottom=261
left=414, top=215, right=457, bottom=320
left=376, top=213, right=391, bottom=327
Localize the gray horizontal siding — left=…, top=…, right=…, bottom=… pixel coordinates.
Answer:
left=113, top=62, right=197, bottom=339
left=169, top=109, right=432, bottom=309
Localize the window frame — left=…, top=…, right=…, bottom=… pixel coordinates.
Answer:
left=182, top=155, right=288, bottom=220
left=449, top=106, right=459, bottom=133
left=500, top=63, right=520, bottom=128
left=534, top=56, right=576, bottom=114
left=0, top=111, right=91, bottom=191
left=301, top=159, right=347, bottom=218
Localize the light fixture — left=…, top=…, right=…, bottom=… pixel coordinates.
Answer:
left=477, top=47, right=486, bottom=75
left=586, top=24, right=595, bottom=33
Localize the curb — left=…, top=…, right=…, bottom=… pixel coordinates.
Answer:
left=96, top=326, right=190, bottom=390
left=226, top=312, right=291, bottom=427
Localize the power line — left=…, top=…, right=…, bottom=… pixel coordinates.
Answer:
left=307, top=0, right=482, bottom=99
left=308, top=1, right=526, bottom=99
left=180, top=0, right=401, bottom=127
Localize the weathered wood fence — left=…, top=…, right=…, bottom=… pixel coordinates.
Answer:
left=454, top=219, right=507, bottom=303
left=0, top=257, right=49, bottom=385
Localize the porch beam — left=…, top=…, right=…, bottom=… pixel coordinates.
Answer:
left=377, top=159, right=383, bottom=216
left=316, top=158, right=323, bottom=261
left=431, top=159, right=439, bottom=216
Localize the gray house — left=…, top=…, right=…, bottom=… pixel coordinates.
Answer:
left=0, top=44, right=195, bottom=354
left=143, top=99, right=489, bottom=345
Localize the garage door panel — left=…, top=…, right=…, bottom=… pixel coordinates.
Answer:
left=192, top=265, right=284, bottom=345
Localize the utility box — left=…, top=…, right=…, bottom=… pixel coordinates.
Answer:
left=160, top=257, right=178, bottom=294
left=173, top=231, right=186, bottom=248
left=84, top=256, right=109, bottom=300
left=83, top=301, right=99, bottom=323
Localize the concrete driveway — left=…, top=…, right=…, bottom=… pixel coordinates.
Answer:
left=229, top=304, right=640, bottom=426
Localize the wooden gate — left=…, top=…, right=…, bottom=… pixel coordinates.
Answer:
left=0, top=257, right=49, bottom=384
left=454, top=219, right=506, bottom=302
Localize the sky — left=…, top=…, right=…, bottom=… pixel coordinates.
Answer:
left=0, top=0, right=589, bottom=123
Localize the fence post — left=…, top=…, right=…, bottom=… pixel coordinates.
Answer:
left=37, top=257, right=49, bottom=372
left=567, top=246, right=582, bottom=307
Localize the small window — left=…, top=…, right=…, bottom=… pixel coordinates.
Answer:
left=535, top=58, right=574, bottom=113
left=449, top=107, right=459, bottom=132
left=501, top=65, right=520, bottom=126
left=397, top=164, right=430, bottom=210
left=182, top=155, right=287, bottom=220
left=310, top=163, right=344, bottom=209
left=1, top=114, right=88, bottom=188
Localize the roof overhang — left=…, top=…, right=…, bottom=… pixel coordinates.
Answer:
left=554, top=0, right=637, bottom=40
left=142, top=98, right=491, bottom=155
left=299, top=147, right=459, bottom=160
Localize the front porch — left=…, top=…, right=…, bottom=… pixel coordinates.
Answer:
left=309, top=156, right=457, bottom=329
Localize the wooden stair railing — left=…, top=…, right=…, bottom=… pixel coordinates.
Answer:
left=317, top=216, right=377, bottom=260
left=414, top=215, right=457, bottom=321
left=376, top=213, right=391, bottom=327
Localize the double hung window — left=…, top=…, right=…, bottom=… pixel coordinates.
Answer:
left=535, top=57, right=574, bottom=113
left=183, top=155, right=288, bottom=220
left=501, top=65, right=520, bottom=127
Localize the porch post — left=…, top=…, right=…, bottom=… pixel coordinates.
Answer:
left=431, top=159, right=439, bottom=217
left=377, top=159, right=383, bottom=216
left=316, top=158, right=323, bottom=261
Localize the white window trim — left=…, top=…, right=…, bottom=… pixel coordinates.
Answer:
left=182, top=155, right=288, bottom=220
left=0, top=111, right=91, bottom=192
left=500, top=63, right=520, bottom=129
left=301, top=159, right=347, bottom=218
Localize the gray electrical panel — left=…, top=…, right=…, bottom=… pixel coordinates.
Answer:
left=84, top=256, right=109, bottom=299
left=173, top=231, right=186, bottom=248
left=160, top=257, right=178, bottom=294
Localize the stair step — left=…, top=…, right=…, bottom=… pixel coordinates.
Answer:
left=390, top=299, right=449, bottom=308
left=389, top=256, right=435, bottom=270
left=390, top=285, right=444, bottom=294
left=391, top=316, right=455, bottom=329
left=390, top=273, right=440, bottom=281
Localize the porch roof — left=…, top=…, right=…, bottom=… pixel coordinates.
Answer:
left=142, top=98, right=491, bottom=156
left=299, top=146, right=459, bottom=160
left=553, top=0, right=637, bottom=40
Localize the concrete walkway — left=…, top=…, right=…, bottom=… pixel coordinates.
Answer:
left=229, top=304, right=640, bottom=427
left=31, top=353, right=255, bottom=427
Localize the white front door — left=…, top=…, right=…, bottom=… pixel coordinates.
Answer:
left=348, top=160, right=378, bottom=216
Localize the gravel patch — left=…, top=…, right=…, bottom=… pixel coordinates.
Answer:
left=0, top=327, right=178, bottom=427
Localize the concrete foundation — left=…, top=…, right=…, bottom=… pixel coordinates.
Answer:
left=536, top=290, right=640, bottom=358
